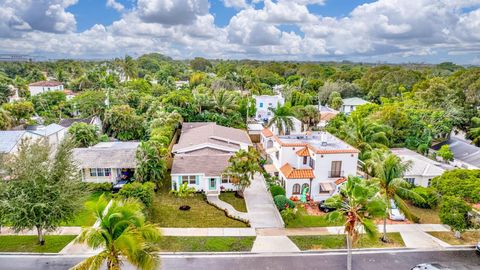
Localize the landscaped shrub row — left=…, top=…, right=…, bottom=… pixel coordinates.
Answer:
left=270, top=184, right=286, bottom=197
left=274, top=195, right=295, bottom=211
left=410, top=186, right=439, bottom=209
left=118, top=182, right=156, bottom=207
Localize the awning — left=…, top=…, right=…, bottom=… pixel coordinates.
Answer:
left=264, top=164, right=278, bottom=173
left=266, top=147, right=279, bottom=154
left=320, top=182, right=336, bottom=192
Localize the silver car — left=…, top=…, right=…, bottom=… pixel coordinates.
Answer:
left=411, top=263, right=452, bottom=270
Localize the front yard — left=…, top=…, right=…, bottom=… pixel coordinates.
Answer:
left=289, top=233, right=405, bottom=250
left=62, top=191, right=110, bottom=227
left=427, top=231, right=480, bottom=245
left=0, top=235, right=77, bottom=253
left=407, top=201, right=441, bottom=224
left=219, top=192, right=247, bottom=212
left=285, top=207, right=343, bottom=228
left=156, top=236, right=255, bottom=252
left=148, top=191, right=248, bottom=227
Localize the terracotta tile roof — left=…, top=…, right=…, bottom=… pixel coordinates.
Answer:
left=296, top=147, right=310, bottom=157
left=335, top=178, right=347, bottom=185
left=279, top=163, right=315, bottom=179
left=29, top=81, right=63, bottom=87
left=261, top=128, right=273, bottom=138
left=321, top=112, right=338, bottom=121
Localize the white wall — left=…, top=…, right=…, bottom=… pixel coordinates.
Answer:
left=254, top=95, right=284, bottom=121
left=29, top=85, right=64, bottom=96
left=81, top=168, right=119, bottom=183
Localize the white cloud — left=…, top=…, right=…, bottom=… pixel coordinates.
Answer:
left=222, top=0, right=249, bottom=9
left=106, top=0, right=125, bottom=12
left=136, top=0, right=210, bottom=25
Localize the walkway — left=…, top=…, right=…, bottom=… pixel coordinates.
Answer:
left=206, top=195, right=249, bottom=222
left=251, top=236, right=300, bottom=252
left=243, top=173, right=284, bottom=228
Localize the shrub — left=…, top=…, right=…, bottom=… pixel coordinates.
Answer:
left=281, top=207, right=297, bottom=225
left=431, top=169, right=480, bottom=203
left=410, top=186, right=439, bottom=209
left=270, top=185, right=286, bottom=197
left=85, top=182, right=112, bottom=192
left=439, top=196, right=472, bottom=237
left=118, top=182, right=155, bottom=207
left=274, top=195, right=295, bottom=211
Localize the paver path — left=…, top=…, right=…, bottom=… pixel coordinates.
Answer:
left=243, top=173, right=284, bottom=228
left=206, top=195, right=249, bottom=222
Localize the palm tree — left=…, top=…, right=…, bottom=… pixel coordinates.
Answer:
left=224, top=148, right=262, bottom=196
left=326, top=176, right=386, bottom=270
left=0, top=108, right=13, bottom=130
left=119, top=55, right=138, bottom=81
left=267, top=104, right=294, bottom=135
left=135, top=141, right=168, bottom=187
left=212, top=90, right=238, bottom=115
left=72, top=195, right=161, bottom=270
left=295, top=105, right=321, bottom=131
left=371, top=151, right=424, bottom=242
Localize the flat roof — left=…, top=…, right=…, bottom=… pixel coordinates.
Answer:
left=276, top=132, right=358, bottom=153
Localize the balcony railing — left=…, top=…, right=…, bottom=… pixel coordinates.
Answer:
left=329, top=171, right=344, bottom=178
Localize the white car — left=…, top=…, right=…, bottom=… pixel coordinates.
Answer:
left=411, top=263, right=451, bottom=270
left=389, top=199, right=405, bottom=221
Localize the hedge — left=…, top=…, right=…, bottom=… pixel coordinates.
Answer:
left=274, top=195, right=295, bottom=211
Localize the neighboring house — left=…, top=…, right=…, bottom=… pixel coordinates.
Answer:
left=318, top=105, right=339, bottom=128
left=253, top=94, right=285, bottom=122
left=431, top=138, right=480, bottom=169
left=59, top=116, right=103, bottom=132
left=73, top=142, right=139, bottom=183
left=28, top=81, right=64, bottom=96
left=261, top=129, right=359, bottom=201
left=391, top=148, right=452, bottom=187
left=26, top=124, right=67, bottom=150
left=340, top=97, right=369, bottom=114
left=269, top=116, right=303, bottom=136
left=171, top=122, right=252, bottom=195
left=247, top=123, right=264, bottom=143
left=0, top=124, right=66, bottom=155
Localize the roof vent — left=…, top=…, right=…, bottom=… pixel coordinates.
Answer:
left=321, top=132, right=328, bottom=146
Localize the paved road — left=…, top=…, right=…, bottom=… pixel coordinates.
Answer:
left=1, top=249, right=479, bottom=270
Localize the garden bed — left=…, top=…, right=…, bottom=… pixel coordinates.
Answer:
left=0, top=235, right=77, bottom=253
left=156, top=236, right=255, bottom=252
left=289, top=233, right=405, bottom=250
left=427, top=231, right=480, bottom=245
left=219, top=192, right=247, bottom=213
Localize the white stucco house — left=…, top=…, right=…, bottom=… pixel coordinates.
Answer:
left=391, top=148, right=452, bottom=187
left=318, top=105, right=339, bottom=128
left=253, top=94, right=285, bottom=122
left=340, top=97, right=369, bottom=114
left=261, top=128, right=359, bottom=201
left=28, top=81, right=64, bottom=96
left=171, top=122, right=252, bottom=195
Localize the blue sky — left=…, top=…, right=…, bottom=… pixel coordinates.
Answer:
left=1, top=0, right=480, bottom=64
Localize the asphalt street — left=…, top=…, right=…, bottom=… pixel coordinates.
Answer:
left=0, top=249, right=478, bottom=270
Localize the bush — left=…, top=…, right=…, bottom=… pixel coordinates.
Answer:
left=270, top=185, right=286, bottom=197
left=118, top=182, right=155, bottom=207
left=439, top=196, right=472, bottom=236
left=410, top=186, right=439, bottom=209
left=281, top=208, right=297, bottom=225
left=274, top=195, right=295, bottom=211
left=85, top=182, right=112, bottom=192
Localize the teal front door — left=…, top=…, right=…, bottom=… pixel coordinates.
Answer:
left=209, top=178, right=216, bottom=190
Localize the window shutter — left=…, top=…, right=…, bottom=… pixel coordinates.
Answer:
left=196, top=175, right=199, bottom=185
left=178, top=176, right=182, bottom=186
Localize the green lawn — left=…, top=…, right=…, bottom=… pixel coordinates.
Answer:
left=219, top=192, right=247, bottom=213
left=148, top=191, right=248, bottom=227
left=427, top=231, right=480, bottom=245
left=285, top=207, right=343, bottom=228
left=62, top=192, right=109, bottom=227
left=406, top=201, right=441, bottom=224
left=289, top=233, right=405, bottom=250
left=157, top=236, right=255, bottom=252
left=0, top=235, right=77, bottom=253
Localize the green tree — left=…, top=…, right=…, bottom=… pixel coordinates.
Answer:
left=0, top=83, right=10, bottom=103
left=70, top=90, right=107, bottom=117
left=2, top=101, right=34, bottom=124
left=212, top=90, right=238, bottom=115
left=119, top=55, right=138, bottom=81
left=327, top=91, right=343, bottom=110
left=295, top=105, right=321, bottom=131
left=224, top=148, right=262, bottom=196
left=0, top=138, right=84, bottom=245
left=439, top=196, right=472, bottom=239
left=190, top=57, right=212, bottom=72
left=267, top=104, right=294, bottom=135
left=135, top=141, right=168, bottom=187
left=69, top=122, right=100, bottom=147
left=430, top=169, right=480, bottom=203
left=0, top=108, right=13, bottom=130
left=72, top=195, right=161, bottom=270
left=118, top=182, right=156, bottom=207
left=104, top=105, right=144, bottom=141
left=326, top=176, right=386, bottom=270
left=437, top=145, right=454, bottom=163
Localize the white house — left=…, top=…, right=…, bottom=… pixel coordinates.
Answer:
left=318, top=105, right=339, bottom=128
left=391, top=148, right=452, bottom=187
left=28, top=81, right=64, bottom=96
left=261, top=129, right=359, bottom=201
left=73, top=142, right=139, bottom=183
left=340, top=97, right=369, bottom=114
left=171, top=122, right=252, bottom=194
left=253, top=94, right=285, bottom=122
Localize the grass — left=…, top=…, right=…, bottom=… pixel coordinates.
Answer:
left=62, top=191, right=110, bottom=227
left=156, top=236, right=255, bottom=252
left=427, top=231, right=480, bottom=245
left=289, top=233, right=405, bottom=250
left=148, top=191, right=248, bottom=227
left=285, top=207, right=343, bottom=228
left=219, top=192, right=247, bottom=213
left=0, top=235, right=77, bottom=253
left=406, top=201, right=441, bottom=224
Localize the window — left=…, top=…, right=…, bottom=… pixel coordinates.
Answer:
left=404, top=178, right=415, bottom=185
left=222, top=175, right=229, bottom=184
left=104, top=168, right=111, bottom=176
left=301, top=183, right=309, bottom=193
left=428, top=179, right=432, bottom=186
left=275, top=151, right=279, bottom=160
left=90, top=168, right=97, bottom=177
left=292, top=184, right=301, bottom=195
left=260, top=102, right=264, bottom=108
left=319, top=184, right=329, bottom=194
left=303, top=156, right=307, bottom=165
left=182, top=175, right=196, bottom=185
left=309, top=158, right=315, bottom=169
left=89, top=168, right=111, bottom=177
left=268, top=103, right=273, bottom=107
left=97, top=168, right=105, bottom=177
left=330, top=161, right=342, bottom=177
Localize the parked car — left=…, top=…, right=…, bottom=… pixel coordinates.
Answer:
left=389, top=199, right=405, bottom=221
left=411, top=263, right=452, bottom=270
left=112, top=179, right=132, bottom=193
left=318, top=200, right=336, bottom=213
left=476, top=242, right=480, bottom=256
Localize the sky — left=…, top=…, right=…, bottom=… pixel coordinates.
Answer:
left=1, top=0, right=480, bottom=64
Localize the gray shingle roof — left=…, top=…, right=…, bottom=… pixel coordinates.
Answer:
left=73, top=142, right=139, bottom=168
left=432, top=138, right=480, bottom=167
left=59, top=117, right=94, bottom=128
left=27, top=124, right=65, bottom=137
left=342, top=97, right=369, bottom=106
left=172, top=154, right=232, bottom=176
left=0, top=131, right=26, bottom=153
left=391, top=148, right=448, bottom=177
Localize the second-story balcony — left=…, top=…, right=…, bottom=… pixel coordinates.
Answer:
left=328, top=170, right=344, bottom=178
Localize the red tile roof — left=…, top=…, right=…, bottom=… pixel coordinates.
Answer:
left=279, top=163, right=315, bottom=179
left=296, top=147, right=310, bottom=157
left=261, top=128, right=273, bottom=138
left=29, top=81, right=63, bottom=87
left=321, top=112, right=339, bottom=121
left=335, top=178, right=347, bottom=185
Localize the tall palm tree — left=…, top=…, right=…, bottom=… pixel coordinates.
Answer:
left=326, top=176, right=386, bottom=270
left=120, top=55, right=138, bottom=81
left=212, top=90, right=238, bottom=115
left=224, top=148, right=262, bottom=196
left=72, top=195, right=161, bottom=270
left=295, top=105, right=321, bottom=131
left=135, top=141, right=168, bottom=188
left=371, top=151, right=423, bottom=242
left=267, top=104, right=294, bottom=135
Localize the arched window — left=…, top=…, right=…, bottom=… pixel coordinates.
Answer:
left=292, top=184, right=301, bottom=194
left=301, top=183, right=309, bottom=193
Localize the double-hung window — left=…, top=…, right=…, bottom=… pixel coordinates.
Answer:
left=90, top=168, right=111, bottom=177
left=182, top=175, right=196, bottom=185
left=222, top=175, right=229, bottom=184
